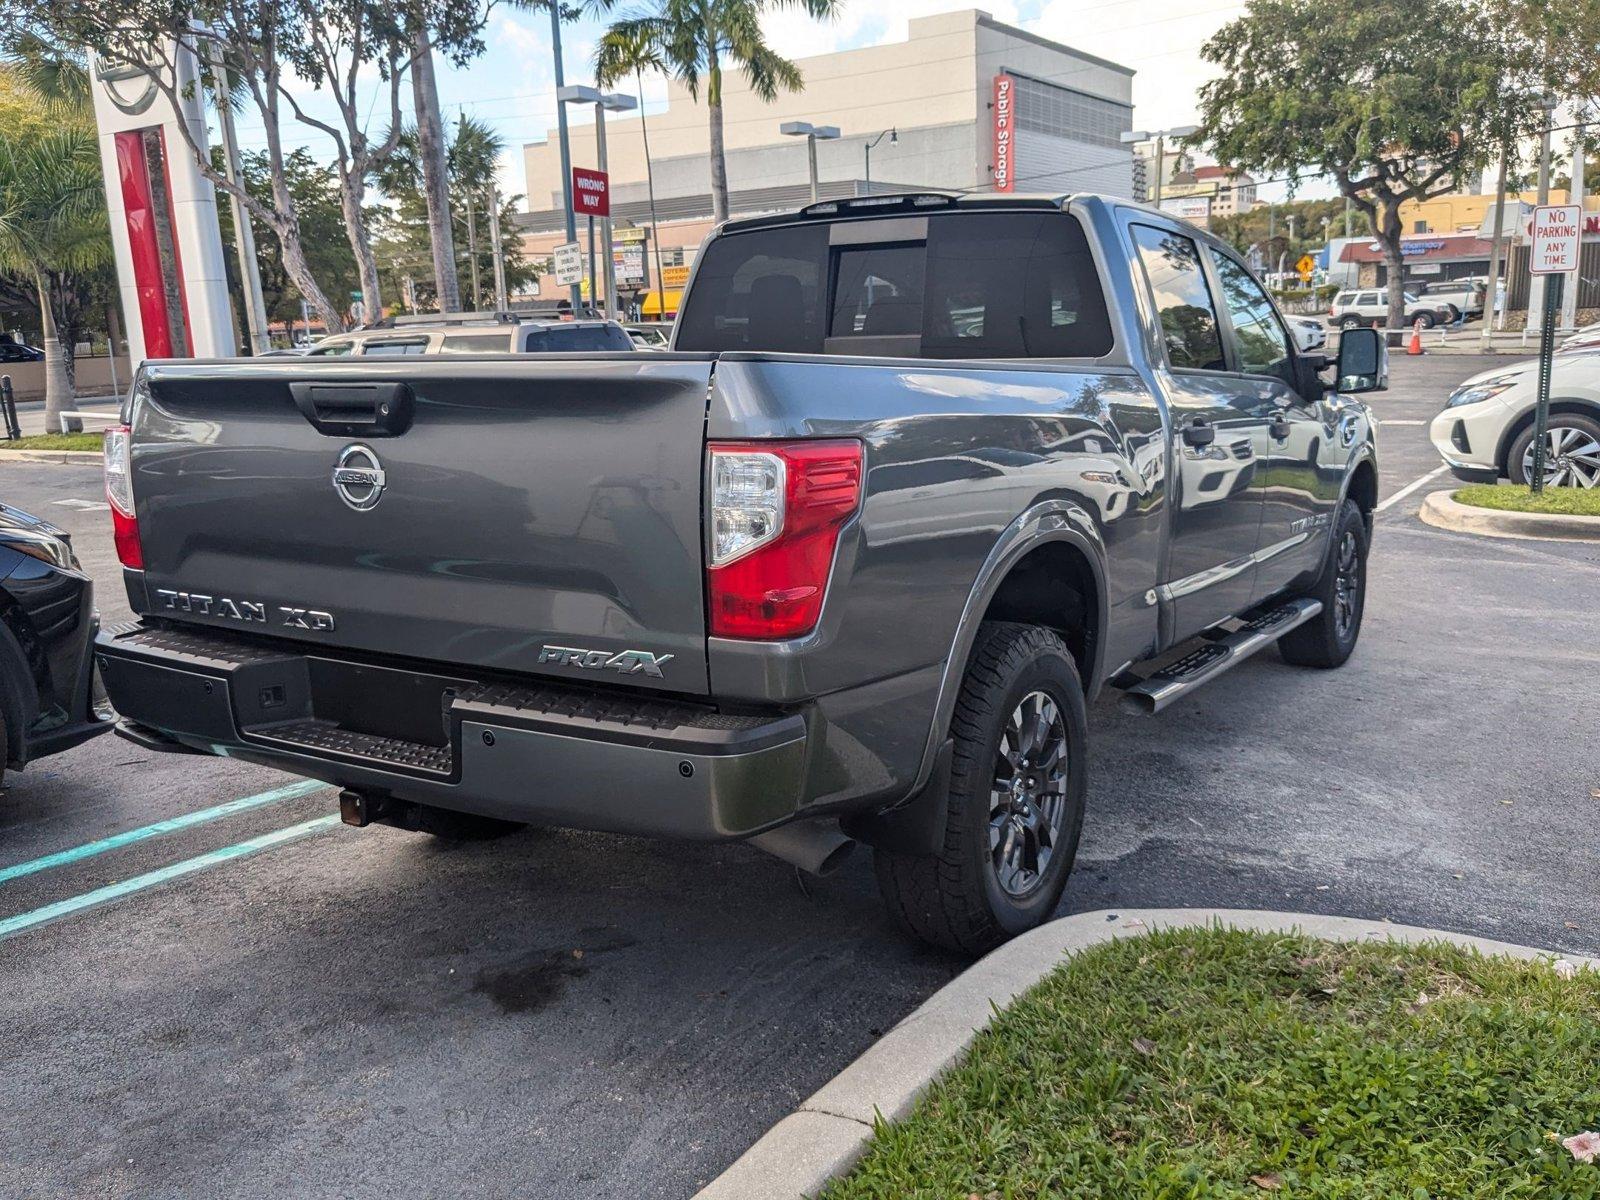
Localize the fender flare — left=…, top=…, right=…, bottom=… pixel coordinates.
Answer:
left=907, top=499, right=1109, bottom=799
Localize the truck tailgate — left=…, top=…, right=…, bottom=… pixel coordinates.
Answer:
left=129, top=357, right=714, bottom=695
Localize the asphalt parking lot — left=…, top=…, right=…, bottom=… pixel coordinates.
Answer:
left=2, top=352, right=1597, bottom=1199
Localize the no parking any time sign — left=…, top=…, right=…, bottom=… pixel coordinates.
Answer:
left=1530, top=204, right=1582, bottom=274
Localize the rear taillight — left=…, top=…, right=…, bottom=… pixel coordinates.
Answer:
left=104, top=424, right=143, bottom=569
left=708, top=440, right=862, bottom=639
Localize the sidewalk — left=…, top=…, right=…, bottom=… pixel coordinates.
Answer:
left=10, top=395, right=120, bottom=438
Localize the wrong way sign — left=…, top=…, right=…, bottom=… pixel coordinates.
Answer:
left=1530, top=204, right=1582, bottom=274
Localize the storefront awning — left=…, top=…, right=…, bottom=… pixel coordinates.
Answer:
left=640, top=289, right=682, bottom=317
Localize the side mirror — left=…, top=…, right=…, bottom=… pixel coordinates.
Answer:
left=1334, top=326, right=1387, bottom=394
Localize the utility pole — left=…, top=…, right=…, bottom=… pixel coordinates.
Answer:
left=864, top=128, right=896, bottom=194
left=487, top=181, right=508, bottom=312
left=206, top=44, right=270, bottom=353
left=1483, top=146, right=1511, bottom=346
left=465, top=190, right=482, bottom=309
left=1561, top=117, right=1587, bottom=333
left=550, top=1, right=582, bottom=314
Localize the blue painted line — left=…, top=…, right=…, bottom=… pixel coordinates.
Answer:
left=0, top=814, right=341, bottom=939
left=0, top=779, right=326, bottom=887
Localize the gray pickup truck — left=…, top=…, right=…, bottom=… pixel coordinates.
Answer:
left=97, top=193, right=1384, bottom=953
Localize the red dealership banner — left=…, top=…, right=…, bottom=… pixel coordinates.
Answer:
left=572, top=166, right=610, bottom=217
left=992, top=74, right=1016, bottom=193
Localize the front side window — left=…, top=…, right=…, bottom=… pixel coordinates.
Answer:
left=1212, top=253, right=1293, bottom=383
left=1131, top=224, right=1225, bottom=371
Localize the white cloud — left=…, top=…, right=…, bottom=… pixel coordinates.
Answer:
left=761, top=1, right=1022, bottom=63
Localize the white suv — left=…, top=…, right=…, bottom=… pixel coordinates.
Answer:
left=1429, top=355, right=1600, bottom=487
left=1329, top=289, right=1452, bottom=330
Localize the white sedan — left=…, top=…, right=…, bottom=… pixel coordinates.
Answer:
left=1430, top=354, right=1600, bottom=487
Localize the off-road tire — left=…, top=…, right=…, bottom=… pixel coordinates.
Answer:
left=1279, top=498, right=1368, bottom=669
left=875, top=622, right=1088, bottom=955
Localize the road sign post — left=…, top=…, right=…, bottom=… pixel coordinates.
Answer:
left=1528, top=204, right=1581, bottom=494
left=1295, top=253, right=1315, bottom=283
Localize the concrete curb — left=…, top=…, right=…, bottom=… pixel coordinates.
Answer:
left=1419, top=490, right=1600, bottom=542
left=694, top=908, right=1597, bottom=1200
left=0, top=449, right=102, bottom=464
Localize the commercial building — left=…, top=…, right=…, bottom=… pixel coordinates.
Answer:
left=1398, top=188, right=1581, bottom=235
left=514, top=8, right=1136, bottom=315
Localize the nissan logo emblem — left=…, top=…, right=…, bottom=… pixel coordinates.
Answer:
left=332, top=444, right=386, bottom=511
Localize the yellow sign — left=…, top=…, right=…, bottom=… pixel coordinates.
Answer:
left=661, top=265, right=691, bottom=288
left=1295, top=254, right=1316, bottom=282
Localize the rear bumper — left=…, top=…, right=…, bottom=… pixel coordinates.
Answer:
left=95, top=622, right=810, bottom=839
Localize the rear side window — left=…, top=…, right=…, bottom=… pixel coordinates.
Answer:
left=440, top=332, right=513, bottom=353
left=675, top=211, right=1111, bottom=359
left=361, top=338, right=430, bottom=357
left=535, top=325, right=635, bottom=352
left=1131, top=224, right=1225, bottom=371
left=921, top=212, right=1111, bottom=358
left=307, top=340, right=354, bottom=357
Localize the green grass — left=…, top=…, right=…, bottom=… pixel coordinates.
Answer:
left=0, top=432, right=103, bottom=452
left=1454, top=485, right=1600, bottom=517
left=824, top=927, right=1600, bottom=1199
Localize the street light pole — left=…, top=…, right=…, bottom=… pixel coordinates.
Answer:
left=863, top=128, right=896, bottom=194
left=1561, top=114, right=1587, bottom=333
left=549, top=1, right=582, bottom=315
left=781, top=121, right=841, bottom=203
left=1119, top=125, right=1196, bottom=210
left=206, top=43, right=270, bottom=352
left=559, top=86, right=637, bottom=320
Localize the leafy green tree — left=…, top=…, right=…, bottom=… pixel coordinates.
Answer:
left=1196, top=0, right=1541, bottom=329
left=598, top=0, right=841, bottom=225
left=0, top=126, right=110, bottom=431
left=373, top=115, right=536, bottom=312
left=215, top=147, right=364, bottom=334
left=0, top=51, right=113, bottom=431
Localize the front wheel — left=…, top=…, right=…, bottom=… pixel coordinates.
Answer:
left=1507, top=415, right=1600, bottom=489
left=1279, top=498, right=1368, bottom=669
left=1338, top=315, right=1363, bottom=331
left=875, top=622, right=1088, bottom=955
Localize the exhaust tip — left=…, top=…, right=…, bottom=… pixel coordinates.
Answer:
left=749, top=819, right=856, bottom=877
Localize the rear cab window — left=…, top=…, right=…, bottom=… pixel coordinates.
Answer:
left=360, top=338, right=431, bottom=357
left=675, top=209, right=1113, bottom=360
left=530, top=325, right=635, bottom=352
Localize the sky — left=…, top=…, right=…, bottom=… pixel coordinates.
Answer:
left=228, top=0, right=1328, bottom=206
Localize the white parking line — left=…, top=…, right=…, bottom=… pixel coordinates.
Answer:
left=1376, top=419, right=1427, bottom=426
left=1375, top=465, right=1449, bottom=513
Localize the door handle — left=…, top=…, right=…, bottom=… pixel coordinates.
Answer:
left=1268, top=411, right=1292, bottom=440
left=1181, top=418, right=1215, bottom=448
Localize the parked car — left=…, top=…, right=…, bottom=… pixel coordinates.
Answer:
left=95, top=193, right=1382, bottom=953
left=0, top=502, right=112, bottom=787
left=0, top=341, right=45, bottom=363
left=1430, top=355, right=1600, bottom=487
left=1558, top=324, right=1600, bottom=355
left=305, top=313, right=636, bottom=356
left=624, top=322, right=673, bottom=350
left=1286, top=315, right=1327, bottom=352
left=1328, top=289, right=1452, bottom=330
left=1412, top=278, right=1485, bottom=321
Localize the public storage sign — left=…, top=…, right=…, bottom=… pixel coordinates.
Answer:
left=1530, top=204, right=1582, bottom=275
left=992, top=74, right=1015, bottom=193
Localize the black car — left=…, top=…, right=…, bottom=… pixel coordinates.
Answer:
left=1, top=502, right=112, bottom=786
left=0, top=341, right=45, bottom=363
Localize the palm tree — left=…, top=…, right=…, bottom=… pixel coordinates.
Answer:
left=0, top=127, right=109, bottom=433
left=595, top=26, right=669, bottom=302
left=408, top=25, right=461, bottom=312
left=598, top=0, right=841, bottom=225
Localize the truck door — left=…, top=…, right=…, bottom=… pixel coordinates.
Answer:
left=1129, top=223, right=1268, bottom=639
left=1208, top=250, right=1339, bottom=602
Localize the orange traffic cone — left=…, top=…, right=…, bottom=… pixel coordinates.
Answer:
left=1407, top=318, right=1424, bottom=356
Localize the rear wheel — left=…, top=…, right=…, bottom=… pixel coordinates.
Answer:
left=1409, top=311, right=1436, bottom=329
left=1279, top=498, right=1368, bottom=669
left=1507, top=415, right=1600, bottom=489
left=875, top=622, right=1088, bottom=955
